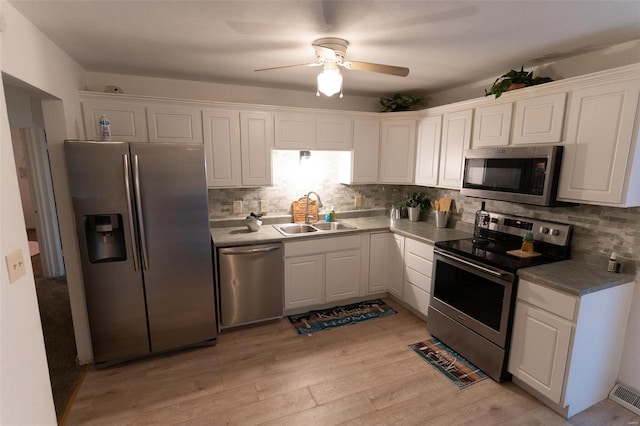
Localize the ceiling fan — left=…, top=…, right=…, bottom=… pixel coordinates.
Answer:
left=255, top=38, right=410, bottom=97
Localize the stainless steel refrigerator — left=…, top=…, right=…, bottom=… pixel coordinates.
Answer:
left=65, top=140, right=216, bottom=366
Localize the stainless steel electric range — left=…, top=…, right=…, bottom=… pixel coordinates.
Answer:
left=428, top=209, right=573, bottom=382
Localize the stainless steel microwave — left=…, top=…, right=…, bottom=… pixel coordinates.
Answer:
left=460, top=145, right=565, bottom=206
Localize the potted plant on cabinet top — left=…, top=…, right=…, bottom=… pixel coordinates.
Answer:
left=485, top=66, right=553, bottom=98
left=379, top=93, right=425, bottom=112
left=404, top=192, right=430, bottom=222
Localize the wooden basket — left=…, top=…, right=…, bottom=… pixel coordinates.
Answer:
left=292, top=197, right=318, bottom=223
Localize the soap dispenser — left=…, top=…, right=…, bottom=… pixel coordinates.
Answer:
left=329, top=206, right=336, bottom=222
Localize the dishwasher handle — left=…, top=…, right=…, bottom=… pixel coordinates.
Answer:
left=220, top=245, right=280, bottom=255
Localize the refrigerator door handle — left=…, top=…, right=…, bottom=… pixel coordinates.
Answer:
left=123, top=154, right=140, bottom=271
left=132, top=154, right=150, bottom=270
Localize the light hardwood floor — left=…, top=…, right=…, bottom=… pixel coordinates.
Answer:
left=65, top=299, right=639, bottom=425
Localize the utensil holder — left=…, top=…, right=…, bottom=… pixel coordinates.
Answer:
left=435, top=211, right=450, bottom=228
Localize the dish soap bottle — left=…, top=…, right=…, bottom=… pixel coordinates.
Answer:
left=329, top=206, right=336, bottom=222
left=608, top=252, right=617, bottom=272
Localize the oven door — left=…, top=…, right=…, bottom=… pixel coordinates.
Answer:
left=429, top=250, right=516, bottom=348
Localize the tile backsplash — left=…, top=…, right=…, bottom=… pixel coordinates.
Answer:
left=208, top=150, right=640, bottom=267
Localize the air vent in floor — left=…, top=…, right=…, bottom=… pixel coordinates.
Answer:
left=609, top=383, right=640, bottom=415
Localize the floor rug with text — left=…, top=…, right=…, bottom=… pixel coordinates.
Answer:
left=287, top=299, right=397, bottom=335
left=408, top=338, right=488, bottom=388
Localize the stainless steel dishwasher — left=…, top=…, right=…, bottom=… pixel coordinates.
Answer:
left=218, top=243, right=283, bottom=328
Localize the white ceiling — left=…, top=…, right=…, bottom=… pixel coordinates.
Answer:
left=8, top=0, right=640, bottom=97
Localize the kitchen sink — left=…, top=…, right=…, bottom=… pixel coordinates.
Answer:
left=274, top=221, right=357, bottom=236
left=311, top=221, right=357, bottom=231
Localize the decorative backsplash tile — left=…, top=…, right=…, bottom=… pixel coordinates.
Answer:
left=208, top=151, right=640, bottom=266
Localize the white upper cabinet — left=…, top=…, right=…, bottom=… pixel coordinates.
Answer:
left=414, top=115, right=442, bottom=186
left=439, top=109, right=472, bottom=189
left=379, top=118, right=416, bottom=184
left=472, top=103, right=513, bottom=147
left=82, top=100, right=148, bottom=142
left=339, top=118, right=380, bottom=184
left=240, top=111, right=273, bottom=187
left=558, top=79, right=640, bottom=207
left=202, top=109, right=241, bottom=187
left=316, top=114, right=353, bottom=150
left=274, top=111, right=315, bottom=149
left=146, top=105, right=203, bottom=143
left=512, top=92, right=566, bottom=145
left=274, top=111, right=353, bottom=150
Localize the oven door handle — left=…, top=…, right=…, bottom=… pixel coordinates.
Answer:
left=436, top=250, right=505, bottom=278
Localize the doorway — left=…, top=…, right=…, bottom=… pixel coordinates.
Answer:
left=5, top=85, right=86, bottom=422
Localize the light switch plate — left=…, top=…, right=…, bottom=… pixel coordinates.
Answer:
left=5, top=249, right=26, bottom=283
left=260, top=200, right=269, bottom=213
left=233, top=200, right=243, bottom=214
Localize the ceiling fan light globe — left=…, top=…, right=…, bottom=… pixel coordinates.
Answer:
left=317, top=68, right=343, bottom=97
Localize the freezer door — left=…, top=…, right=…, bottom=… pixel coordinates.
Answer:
left=130, top=143, right=216, bottom=352
left=64, top=141, right=150, bottom=363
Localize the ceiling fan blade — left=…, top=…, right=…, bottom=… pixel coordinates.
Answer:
left=342, top=61, right=409, bottom=77
left=254, top=63, right=321, bottom=72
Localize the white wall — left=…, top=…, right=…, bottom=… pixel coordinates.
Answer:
left=426, top=39, right=640, bottom=107
left=0, top=1, right=86, bottom=423
left=85, top=71, right=380, bottom=112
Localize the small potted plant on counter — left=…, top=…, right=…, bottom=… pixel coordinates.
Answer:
left=404, top=192, right=430, bottom=222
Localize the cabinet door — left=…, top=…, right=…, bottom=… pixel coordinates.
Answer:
left=202, top=109, right=241, bottom=187
left=512, top=93, right=566, bottom=145
left=379, top=119, right=416, bottom=184
left=274, top=112, right=314, bottom=149
left=82, top=101, right=148, bottom=142
left=340, top=118, right=380, bottom=184
left=414, top=115, right=442, bottom=186
left=558, top=80, right=640, bottom=206
left=368, top=233, right=391, bottom=293
left=146, top=105, right=203, bottom=143
left=325, top=249, right=361, bottom=302
left=472, top=103, right=512, bottom=147
left=508, top=303, right=573, bottom=404
left=240, top=111, right=273, bottom=187
left=284, top=254, right=324, bottom=310
left=388, top=234, right=405, bottom=298
left=439, top=109, right=472, bottom=189
left=316, top=114, right=353, bottom=150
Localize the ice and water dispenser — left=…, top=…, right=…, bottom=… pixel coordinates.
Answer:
left=84, top=214, right=127, bottom=263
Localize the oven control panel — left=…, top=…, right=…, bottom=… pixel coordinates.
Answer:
left=481, top=211, right=572, bottom=246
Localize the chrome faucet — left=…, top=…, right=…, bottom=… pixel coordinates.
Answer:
left=304, top=191, right=323, bottom=224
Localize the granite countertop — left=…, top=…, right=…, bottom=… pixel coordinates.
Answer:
left=210, top=216, right=472, bottom=248
left=210, top=215, right=635, bottom=297
left=518, top=260, right=636, bottom=296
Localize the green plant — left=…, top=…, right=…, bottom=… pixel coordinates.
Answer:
left=485, top=66, right=553, bottom=98
left=379, top=93, right=424, bottom=112
left=404, top=192, right=430, bottom=210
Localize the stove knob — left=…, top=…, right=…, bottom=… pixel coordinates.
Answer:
left=548, top=228, right=560, bottom=236
left=539, top=226, right=550, bottom=234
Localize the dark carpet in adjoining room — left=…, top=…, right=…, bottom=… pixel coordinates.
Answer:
left=31, top=247, right=87, bottom=421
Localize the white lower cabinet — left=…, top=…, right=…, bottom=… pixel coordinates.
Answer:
left=509, top=278, right=635, bottom=418
left=401, top=237, right=434, bottom=316
left=368, top=232, right=404, bottom=296
left=284, top=235, right=361, bottom=311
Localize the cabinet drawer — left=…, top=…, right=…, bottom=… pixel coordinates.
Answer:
left=518, top=279, right=577, bottom=321
left=284, top=235, right=361, bottom=257
left=405, top=267, right=432, bottom=293
left=405, top=251, right=433, bottom=276
left=403, top=280, right=429, bottom=316
left=405, top=238, right=434, bottom=260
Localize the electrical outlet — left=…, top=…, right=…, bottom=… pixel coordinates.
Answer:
left=354, top=195, right=363, bottom=208
left=259, top=200, right=269, bottom=214
left=233, top=200, right=243, bottom=214
left=5, top=249, right=26, bottom=283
